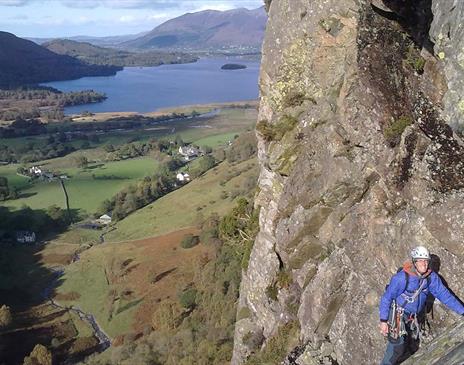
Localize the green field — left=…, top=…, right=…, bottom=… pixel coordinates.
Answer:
left=193, top=132, right=238, bottom=148
left=0, top=164, right=31, bottom=190
left=105, top=157, right=258, bottom=242
left=2, top=157, right=158, bottom=215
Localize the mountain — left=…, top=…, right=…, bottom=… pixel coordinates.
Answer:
left=121, top=7, right=267, bottom=52
left=28, top=32, right=149, bottom=47
left=0, top=32, right=121, bottom=88
left=43, top=39, right=198, bottom=67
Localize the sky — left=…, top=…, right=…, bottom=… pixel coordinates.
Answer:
left=0, top=0, right=264, bottom=38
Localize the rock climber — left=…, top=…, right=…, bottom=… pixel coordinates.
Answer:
left=379, top=246, right=464, bottom=365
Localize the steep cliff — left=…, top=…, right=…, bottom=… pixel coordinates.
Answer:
left=232, top=1, right=464, bottom=364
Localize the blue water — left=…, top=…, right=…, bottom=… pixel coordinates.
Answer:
left=42, top=58, right=260, bottom=114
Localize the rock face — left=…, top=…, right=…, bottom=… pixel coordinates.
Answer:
left=232, top=1, right=464, bottom=364
left=429, top=0, right=464, bottom=130
left=402, top=320, right=464, bottom=365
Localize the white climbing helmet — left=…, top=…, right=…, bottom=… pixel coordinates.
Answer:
left=410, top=246, right=430, bottom=260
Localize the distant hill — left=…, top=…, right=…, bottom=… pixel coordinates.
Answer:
left=0, top=32, right=121, bottom=88
left=28, top=32, right=149, bottom=47
left=121, top=7, right=267, bottom=52
left=43, top=39, right=198, bottom=67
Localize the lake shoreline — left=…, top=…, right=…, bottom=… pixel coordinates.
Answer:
left=69, top=100, right=259, bottom=122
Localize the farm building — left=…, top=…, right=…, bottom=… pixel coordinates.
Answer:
left=98, top=213, right=112, bottom=225
left=29, top=166, right=43, bottom=175
left=178, top=146, right=200, bottom=161
left=15, top=231, right=36, bottom=244
left=176, top=172, right=190, bottom=182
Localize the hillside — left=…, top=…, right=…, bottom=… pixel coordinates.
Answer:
left=121, top=7, right=267, bottom=52
left=43, top=39, right=198, bottom=67
left=0, top=32, right=121, bottom=88
left=28, top=32, right=148, bottom=47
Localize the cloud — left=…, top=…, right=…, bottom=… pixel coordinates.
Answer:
left=58, top=0, right=179, bottom=9
left=60, top=0, right=99, bottom=8
left=0, top=0, right=30, bottom=6
left=105, top=0, right=178, bottom=9
left=58, top=0, right=261, bottom=10
left=116, top=12, right=169, bottom=25
left=0, top=0, right=263, bottom=10
left=189, top=2, right=234, bottom=12
left=9, top=13, right=28, bottom=19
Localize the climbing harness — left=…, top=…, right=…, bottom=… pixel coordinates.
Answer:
left=387, top=304, right=420, bottom=341
left=387, top=276, right=428, bottom=341
left=387, top=302, right=406, bottom=341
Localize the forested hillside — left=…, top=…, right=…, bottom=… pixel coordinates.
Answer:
left=0, top=32, right=121, bottom=87
left=43, top=39, right=198, bottom=67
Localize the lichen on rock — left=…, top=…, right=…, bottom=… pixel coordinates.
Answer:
left=232, top=0, right=464, bottom=364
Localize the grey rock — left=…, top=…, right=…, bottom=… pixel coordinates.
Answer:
left=232, top=0, right=464, bottom=364
left=430, top=0, right=464, bottom=130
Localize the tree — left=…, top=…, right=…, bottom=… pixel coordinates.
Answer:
left=0, top=177, right=9, bottom=201
left=57, top=131, right=67, bottom=143
left=0, top=305, right=12, bottom=328
left=104, top=143, right=115, bottom=152
left=23, top=344, right=52, bottom=365
left=174, top=135, right=184, bottom=147
left=46, top=205, right=66, bottom=228
left=75, top=155, right=88, bottom=168
left=98, top=199, right=113, bottom=216
left=178, top=288, right=198, bottom=309
left=201, top=145, right=213, bottom=154
left=198, top=155, right=216, bottom=173
left=180, top=234, right=200, bottom=248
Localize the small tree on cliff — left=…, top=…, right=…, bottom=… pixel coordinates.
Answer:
left=23, top=344, right=52, bottom=365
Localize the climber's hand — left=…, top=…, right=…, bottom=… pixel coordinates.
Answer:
left=379, top=322, right=389, bottom=336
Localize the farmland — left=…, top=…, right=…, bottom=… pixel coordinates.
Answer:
left=50, top=155, right=257, bottom=337
left=0, top=103, right=257, bottom=217
left=3, top=157, right=158, bottom=215
left=0, top=101, right=258, bottom=364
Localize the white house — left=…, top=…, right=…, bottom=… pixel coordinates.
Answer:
left=176, top=172, right=191, bottom=182
left=98, top=213, right=112, bottom=225
left=15, top=231, right=36, bottom=244
left=178, top=146, right=200, bottom=161
left=29, top=166, right=42, bottom=175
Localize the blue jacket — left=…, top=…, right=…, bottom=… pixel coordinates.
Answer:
left=380, top=262, right=464, bottom=322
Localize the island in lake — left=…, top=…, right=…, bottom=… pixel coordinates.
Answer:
left=221, top=63, right=247, bottom=70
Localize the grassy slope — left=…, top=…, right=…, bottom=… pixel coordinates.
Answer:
left=54, top=157, right=257, bottom=338
left=55, top=228, right=211, bottom=338
left=105, top=157, right=258, bottom=242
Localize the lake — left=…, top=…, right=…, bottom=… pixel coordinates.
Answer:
left=43, top=58, right=260, bottom=114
